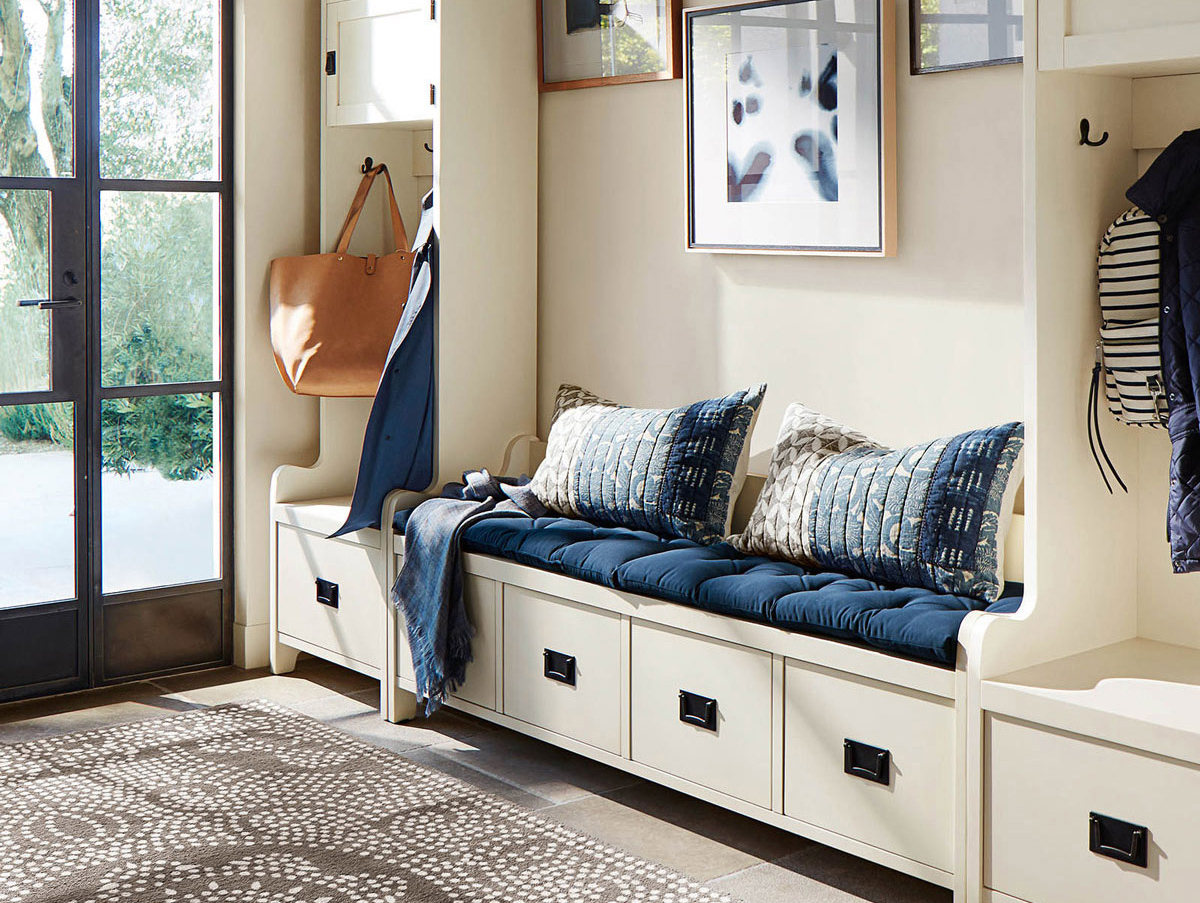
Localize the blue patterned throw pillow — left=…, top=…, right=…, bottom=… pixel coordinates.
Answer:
left=531, top=384, right=767, bottom=544
left=731, top=404, right=1024, bottom=602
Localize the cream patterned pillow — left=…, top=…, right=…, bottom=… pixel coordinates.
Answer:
left=731, top=404, right=1024, bottom=602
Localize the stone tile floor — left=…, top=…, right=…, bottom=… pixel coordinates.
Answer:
left=0, top=659, right=949, bottom=903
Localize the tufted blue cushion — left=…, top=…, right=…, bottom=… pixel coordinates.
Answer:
left=442, top=514, right=1022, bottom=666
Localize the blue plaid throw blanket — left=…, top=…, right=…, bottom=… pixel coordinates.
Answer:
left=392, top=470, right=545, bottom=713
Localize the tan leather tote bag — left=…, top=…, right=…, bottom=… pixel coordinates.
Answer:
left=269, top=164, right=414, bottom=397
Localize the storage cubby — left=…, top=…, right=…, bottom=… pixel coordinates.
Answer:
left=269, top=0, right=539, bottom=723
left=965, top=4, right=1200, bottom=899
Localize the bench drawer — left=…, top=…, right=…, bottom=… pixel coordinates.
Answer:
left=391, top=559, right=498, bottom=709
left=631, top=623, right=773, bottom=808
left=783, top=661, right=955, bottom=872
left=450, top=574, right=498, bottom=710
left=502, top=585, right=623, bottom=754
left=277, top=525, right=384, bottom=671
left=988, top=716, right=1200, bottom=903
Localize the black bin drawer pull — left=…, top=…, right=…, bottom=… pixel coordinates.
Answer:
left=844, top=739, right=891, bottom=785
left=543, top=649, right=576, bottom=686
left=679, top=690, right=718, bottom=731
left=1090, top=812, right=1149, bottom=868
left=315, top=578, right=339, bottom=609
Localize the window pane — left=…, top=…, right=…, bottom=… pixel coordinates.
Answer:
left=4, top=1, right=75, bottom=178
left=101, top=192, right=218, bottom=387
left=0, top=403, right=75, bottom=608
left=102, top=393, right=219, bottom=594
left=100, top=0, right=220, bottom=180
left=0, top=191, right=52, bottom=394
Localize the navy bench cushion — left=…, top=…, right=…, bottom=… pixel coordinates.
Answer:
left=395, top=512, right=1021, bottom=667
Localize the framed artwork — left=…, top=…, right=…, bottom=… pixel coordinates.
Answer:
left=910, top=0, right=1023, bottom=75
left=538, top=0, right=683, bottom=91
left=685, top=0, right=897, bottom=256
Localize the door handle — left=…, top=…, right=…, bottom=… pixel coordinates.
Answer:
left=19, top=297, right=81, bottom=310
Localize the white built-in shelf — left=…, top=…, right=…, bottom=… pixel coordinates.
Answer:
left=983, top=638, right=1200, bottom=767
left=1061, top=23, right=1200, bottom=78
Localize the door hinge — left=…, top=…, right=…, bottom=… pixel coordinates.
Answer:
left=430, top=83, right=436, bottom=105
left=325, top=50, right=336, bottom=76
left=430, top=0, right=436, bottom=19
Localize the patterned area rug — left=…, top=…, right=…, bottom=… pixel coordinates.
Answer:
left=0, top=701, right=732, bottom=902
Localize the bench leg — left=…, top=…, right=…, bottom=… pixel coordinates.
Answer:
left=385, top=686, right=419, bottom=723
left=270, top=640, right=299, bottom=675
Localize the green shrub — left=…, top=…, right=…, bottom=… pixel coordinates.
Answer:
left=0, top=403, right=72, bottom=445
left=102, top=392, right=213, bottom=481
left=0, top=320, right=213, bottom=481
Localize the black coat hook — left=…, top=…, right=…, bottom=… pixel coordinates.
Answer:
left=361, top=156, right=374, bottom=173
left=423, top=142, right=433, bottom=153
left=1080, top=119, right=1109, bottom=147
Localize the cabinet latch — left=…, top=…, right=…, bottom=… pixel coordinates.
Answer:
left=325, top=50, right=336, bottom=76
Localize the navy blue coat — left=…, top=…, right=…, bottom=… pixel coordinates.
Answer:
left=334, top=191, right=436, bottom=537
left=1128, top=130, right=1200, bottom=572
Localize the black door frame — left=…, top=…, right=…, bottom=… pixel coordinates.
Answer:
left=0, top=0, right=234, bottom=701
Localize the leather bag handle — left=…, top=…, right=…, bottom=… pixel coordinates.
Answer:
left=334, top=163, right=410, bottom=255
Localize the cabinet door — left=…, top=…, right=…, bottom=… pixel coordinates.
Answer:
left=326, top=0, right=438, bottom=127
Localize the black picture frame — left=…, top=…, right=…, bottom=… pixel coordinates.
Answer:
left=910, top=0, right=1023, bottom=76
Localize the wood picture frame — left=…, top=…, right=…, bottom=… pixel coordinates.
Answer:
left=537, top=0, right=683, bottom=92
left=685, top=0, right=897, bottom=256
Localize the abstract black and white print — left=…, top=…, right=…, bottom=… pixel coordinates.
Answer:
left=687, top=0, right=889, bottom=253
left=726, top=42, right=838, bottom=203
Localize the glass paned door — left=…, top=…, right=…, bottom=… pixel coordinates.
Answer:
left=91, top=0, right=232, bottom=682
left=0, top=0, right=87, bottom=698
left=0, top=0, right=231, bottom=700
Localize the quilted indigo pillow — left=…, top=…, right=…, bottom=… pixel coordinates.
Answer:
left=731, top=404, right=1024, bottom=602
left=531, top=383, right=767, bottom=545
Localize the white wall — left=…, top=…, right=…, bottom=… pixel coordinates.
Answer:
left=233, top=0, right=322, bottom=667
left=1130, top=75, right=1200, bottom=650
left=538, top=0, right=1025, bottom=468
